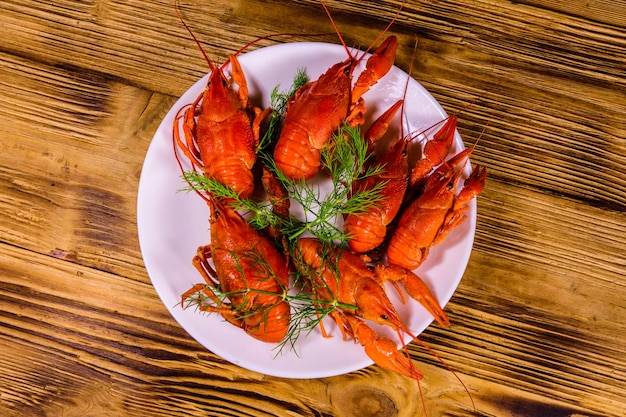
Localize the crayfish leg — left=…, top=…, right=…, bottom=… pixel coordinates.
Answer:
left=181, top=283, right=211, bottom=308
left=192, top=245, right=218, bottom=284
left=180, top=284, right=243, bottom=330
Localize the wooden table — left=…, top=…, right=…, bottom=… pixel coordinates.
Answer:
left=1, top=1, right=624, bottom=416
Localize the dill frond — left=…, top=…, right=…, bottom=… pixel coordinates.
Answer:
left=181, top=171, right=278, bottom=231
left=257, top=68, right=308, bottom=155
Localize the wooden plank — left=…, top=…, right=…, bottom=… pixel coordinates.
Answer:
left=1, top=0, right=624, bottom=92
left=514, top=0, right=626, bottom=27
left=0, top=0, right=625, bottom=416
left=0, top=0, right=309, bottom=95
left=3, top=242, right=618, bottom=417
left=0, top=51, right=173, bottom=281
left=408, top=177, right=626, bottom=416
left=2, top=0, right=623, bottom=213
left=0, top=243, right=455, bottom=416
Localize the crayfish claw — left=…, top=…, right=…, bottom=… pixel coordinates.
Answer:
left=403, top=271, right=450, bottom=328
left=375, top=265, right=450, bottom=328
left=347, top=315, right=424, bottom=381
left=455, top=164, right=487, bottom=209
left=352, top=35, right=398, bottom=104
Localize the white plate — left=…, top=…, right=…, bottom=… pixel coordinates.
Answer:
left=137, top=42, right=476, bottom=379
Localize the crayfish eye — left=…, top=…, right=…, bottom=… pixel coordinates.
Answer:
left=380, top=314, right=389, bottom=321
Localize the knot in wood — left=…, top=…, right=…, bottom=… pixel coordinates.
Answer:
left=331, top=385, right=398, bottom=417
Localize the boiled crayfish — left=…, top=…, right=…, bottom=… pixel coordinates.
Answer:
left=343, top=100, right=408, bottom=253
left=387, top=147, right=487, bottom=271
left=173, top=2, right=288, bottom=342
left=272, top=0, right=398, bottom=180
left=181, top=196, right=291, bottom=343
left=173, top=3, right=270, bottom=199
left=295, top=237, right=448, bottom=381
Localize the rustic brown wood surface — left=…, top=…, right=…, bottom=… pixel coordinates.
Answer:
left=1, top=0, right=624, bottom=416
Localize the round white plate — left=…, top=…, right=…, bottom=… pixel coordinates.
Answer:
left=137, top=42, right=476, bottom=379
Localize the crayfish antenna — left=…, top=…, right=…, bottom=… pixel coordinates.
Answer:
left=319, top=0, right=351, bottom=58
left=394, top=328, right=430, bottom=417
left=174, top=0, right=216, bottom=71
left=413, top=336, right=477, bottom=415
left=357, top=0, right=406, bottom=60
left=319, top=0, right=404, bottom=61
left=398, top=324, right=476, bottom=416
left=397, top=35, right=419, bottom=140
left=172, top=116, right=212, bottom=206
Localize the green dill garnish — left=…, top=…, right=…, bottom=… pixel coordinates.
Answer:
left=179, top=68, right=389, bottom=354
left=182, top=171, right=279, bottom=231
left=259, top=123, right=387, bottom=245
left=257, top=67, right=308, bottom=155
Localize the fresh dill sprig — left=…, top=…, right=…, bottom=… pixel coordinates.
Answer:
left=273, top=240, right=354, bottom=356
left=271, top=67, right=308, bottom=114
left=181, top=171, right=278, bottom=231
left=262, top=122, right=387, bottom=245
left=257, top=67, right=308, bottom=155
left=179, top=69, right=309, bottom=233
left=323, top=124, right=387, bottom=187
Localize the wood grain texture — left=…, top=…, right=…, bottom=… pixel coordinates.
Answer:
left=1, top=0, right=624, bottom=416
